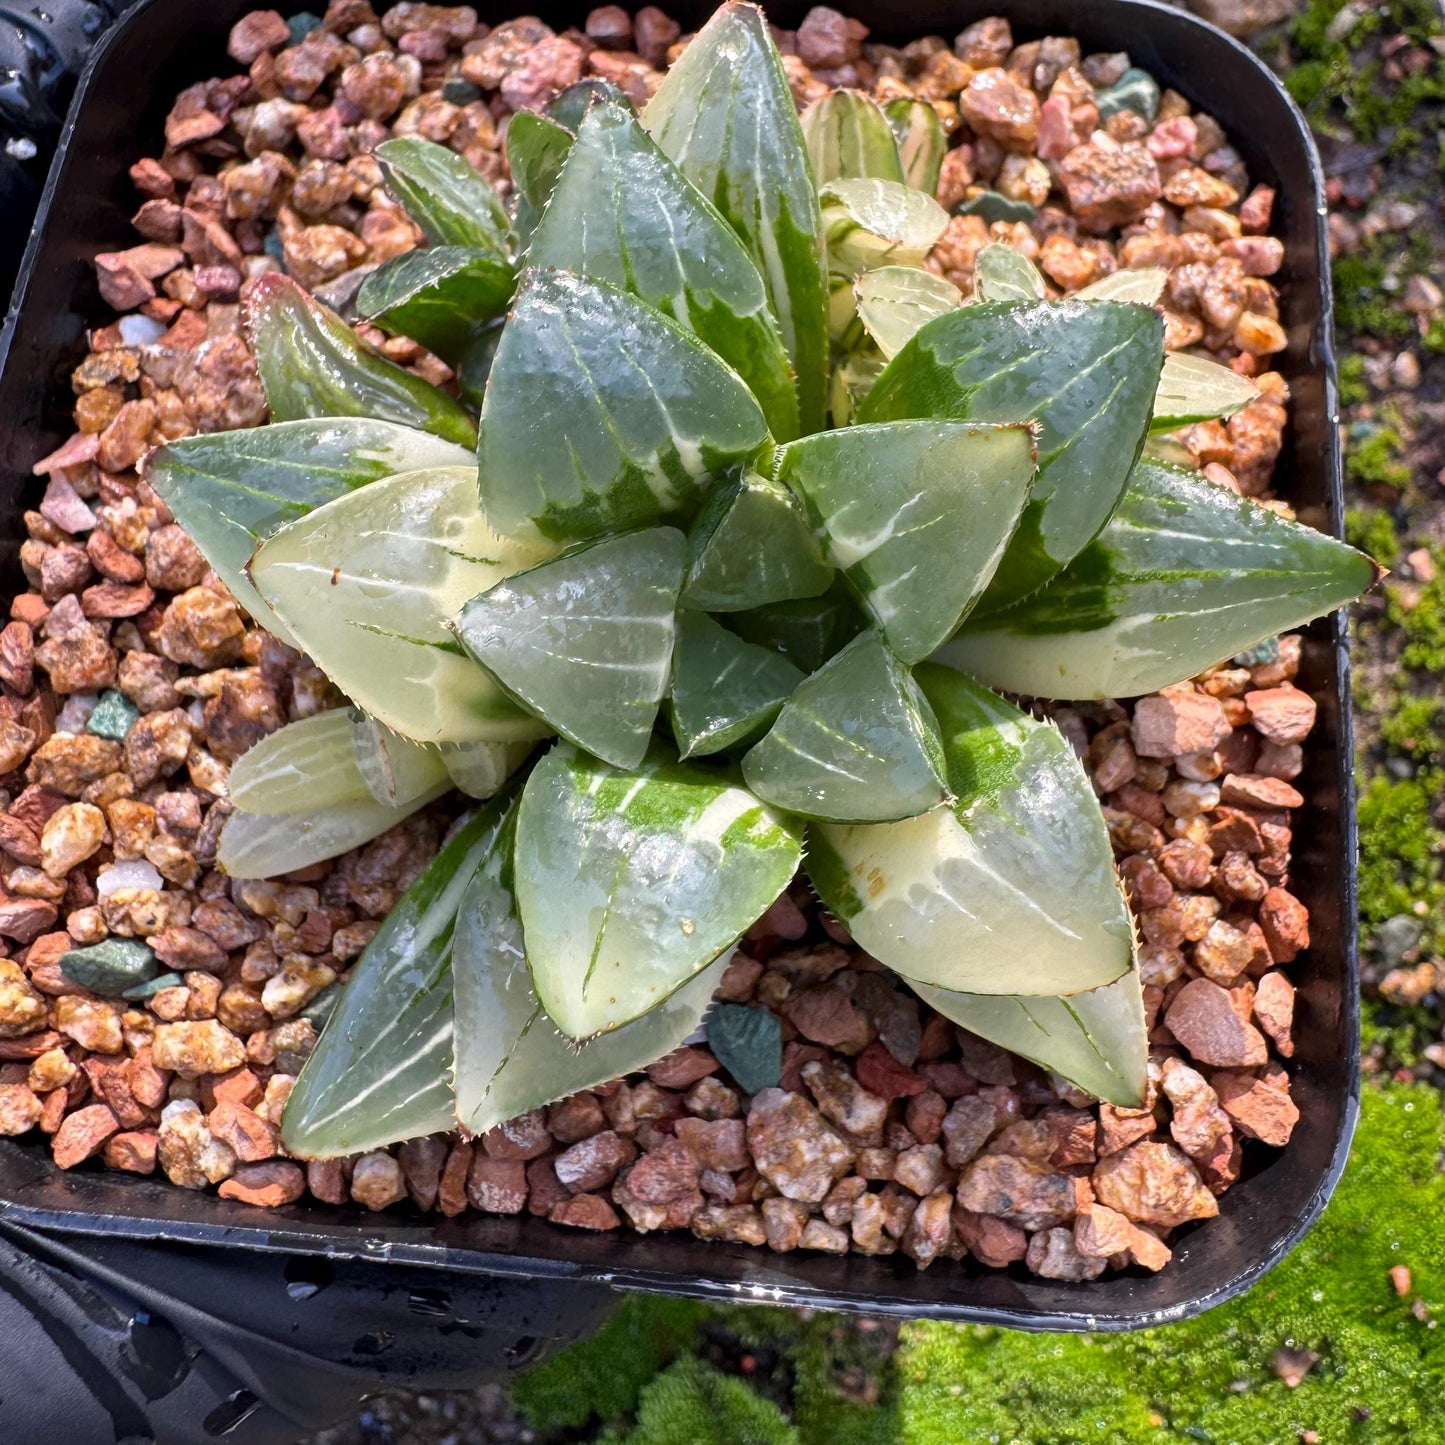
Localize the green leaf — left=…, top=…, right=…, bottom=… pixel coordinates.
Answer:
left=820, top=178, right=949, bottom=274
left=438, top=738, right=537, bottom=799
left=642, top=0, right=829, bottom=432
left=776, top=420, right=1036, bottom=663
left=973, top=242, right=1046, bottom=302
left=281, top=799, right=511, bottom=1157
left=143, top=416, right=472, bottom=645
left=505, top=108, right=574, bottom=246
left=807, top=662, right=1133, bottom=995
left=940, top=459, right=1378, bottom=699
left=478, top=269, right=770, bottom=543
left=218, top=785, right=449, bottom=880
left=801, top=90, right=904, bottom=184
left=248, top=465, right=557, bottom=744
left=349, top=712, right=449, bottom=806
left=516, top=740, right=803, bottom=1039
left=1151, top=351, right=1260, bottom=429
left=741, top=630, right=948, bottom=823
left=227, top=710, right=370, bottom=814
left=243, top=273, right=477, bottom=446
left=548, top=77, right=625, bottom=132
left=859, top=298, right=1164, bottom=614
left=827, top=346, right=887, bottom=427
left=452, top=800, right=731, bottom=1133
left=455, top=320, right=503, bottom=411
left=884, top=98, right=946, bottom=195
left=374, top=135, right=512, bottom=256
left=453, top=527, right=686, bottom=770
left=668, top=611, right=804, bottom=758
left=528, top=96, right=798, bottom=441
left=681, top=469, right=833, bottom=613
left=725, top=577, right=865, bottom=674
left=1076, top=266, right=1167, bottom=304
left=356, top=246, right=515, bottom=364
left=854, top=265, right=962, bottom=361
left=911, top=970, right=1147, bottom=1107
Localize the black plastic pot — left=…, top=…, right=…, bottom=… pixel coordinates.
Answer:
left=0, top=0, right=1357, bottom=1332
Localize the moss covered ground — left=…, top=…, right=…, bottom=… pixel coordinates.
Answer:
left=314, top=4, right=1445, bottom=1440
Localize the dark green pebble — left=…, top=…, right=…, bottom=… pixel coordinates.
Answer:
left=1095, top=67, right=1160, bottom=125
left=61, top=939, right=159, bottom=998
left=87, top=689, right=140, bottom=741
left=956, top=190, right=1038, bottom=225
left=706, top=1003, right=783, bottom=1097
left=286, top=11, right=323, bottom=44
left=121, top=971, right=184, bottom=1001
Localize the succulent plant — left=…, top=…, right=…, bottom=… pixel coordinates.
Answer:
left=145, top=2, right=1374, bottom=1159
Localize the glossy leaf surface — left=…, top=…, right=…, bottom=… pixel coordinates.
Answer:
left=859, top=298, right=1164, bottom=614
left=375, top=136, right=512, bottom=256
left=668, top=611, right=804, bottom=758
left=357, top=247, right=515, bottom=364
left=226, top=710, right=370, bottom=815
left=854, top=266, right=962, bottom=361
left=145, top=417, right=471, bottom=643
left=1151, top=350, right=1260, bottom=430
left=681, top=469, right=833, bottom=613
left=350, top=713, right=449, bottom=807
left=884, top=98, right=946, bottom=195
left=281, top=800, right=511, bottom=1157
left=802, top=90, right=904, bottom=184
left=643, top=1, right=828, bottom=431
left=973, top=242, right=1046, bottom=302
left=249, top=466, right=556, bottom=744
left=516, top=741, right=802, bottom=1039
left=453, top=527, right=686, bottom=769
left=506, top=108, right=574, bottom=245
left=940, top=459, right=1377, bottom=698
left=243, top=273, right=476, bottom=446
left=478, top=270, right=770, bottom=542
left=741, top=630, right=948, bottom=823
left=529, top=96, right=797, bottom=440
left=777, top=420, right=1036, bottom=662
left=725, top=577, right=865, bottom=674
left=807, top=663, right=1133, bottom=995
left=438, top=738, right=537, bottom=799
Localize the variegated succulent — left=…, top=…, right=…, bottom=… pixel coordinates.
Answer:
left=145, top=2, right=1373, bottom=1159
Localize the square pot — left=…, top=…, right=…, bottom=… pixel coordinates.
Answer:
left=0, top=0, right=1358, bottom=1329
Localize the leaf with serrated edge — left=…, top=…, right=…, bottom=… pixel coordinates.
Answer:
left=453, top=528, right=685, bottom=770
left=725, top=577, right=865, bottom=674
left=884, top=98, right=946, bottom=196
left=1151, top=351, right=1260, bottom=429
left=438, top=739, right=537, bottom=799
left=478, top=269, right=770, bottom=543
left=144, top=417, right=472, bottom=644
left=974, top=243, right=1046, bottom=302
left=911, top=971, right=1147, bottom=1106
left=854, top=266, right=962, bottom=361
left=227, top=710, right=371, bottom=815
left=669, top=611, right=804, bottom=758
left=807, top=663, right=1132, bottom=995
left=350, top=712, right=449, bottom=807
left=777, top=421, right=1036, bottom=663
left=939, top=459, right=1377, bottom=698
left=357, top=247, right=515, bottom=364
left=820, top=179, right=949, bottom=274
left=742, top=630, right=948, bottom=823
left=643, top=1, right=828, bottom=431
left=281, top=799, right=512, bottom=1157
left=802, top=90, right=904, bottom=184
left=249, top=466, right=556, bottom=744
left=516, top=740, right=803, bottom=1039
left=452, top=799, right=732, bottom=1132
left=506, top=109, right=574, bottom=246
left=375, top=136, right=512, bottom=257
left=529, top=96, right=798, bottom=441
left=860, top=299, right=1163, bottom=615
left=243, top=274, right=476, bottom=446
left=218, top=784, right=450, bottom=879
left=682, top=469, right=833, bottom=613
left=1075, top=266, right=1167, bottom=304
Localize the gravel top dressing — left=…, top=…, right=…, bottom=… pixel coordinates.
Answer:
left=0, top=0, right=1370, bottom=1285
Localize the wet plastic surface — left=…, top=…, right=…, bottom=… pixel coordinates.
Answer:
left=0, top=0, right=1358, bottom=1329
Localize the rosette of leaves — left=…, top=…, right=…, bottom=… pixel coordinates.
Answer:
left=145, top=2, right=1374, bottom=1159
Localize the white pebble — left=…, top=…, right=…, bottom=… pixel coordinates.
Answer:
left=118, top=314, right=167, bottom=346
left=96, top=859, right=165, bottom=897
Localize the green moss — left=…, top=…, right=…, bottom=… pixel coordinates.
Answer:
left=1333, top=248, right=1416, bottom=344
left=1337, top=352, right=1371, bottom=406
left=512, top=1293, right=706, bottom=1433
left=1346, top=506, right=1402, bottom=566
left=1356, top=771, right=1444, bottom=949
left=1347, top=422, right=1412, bottom=489
left=1391, top=566, right=1445, bottom=673
left=601, top=1357, right=800, bottom=1445
left=1379, top=693, right=1444, bottom=757
left=1424, top=315, right=1445, bottom=354
left=895, top=1084, right=1445, bottom=1444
